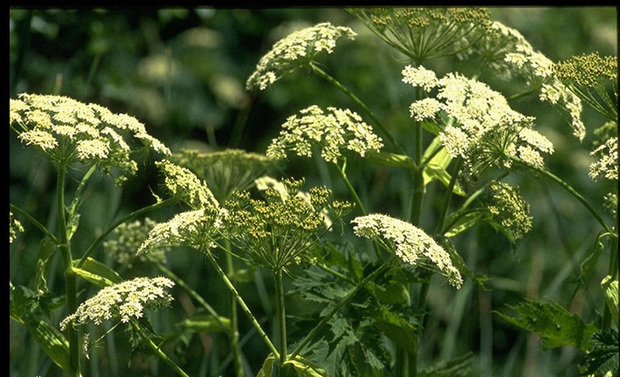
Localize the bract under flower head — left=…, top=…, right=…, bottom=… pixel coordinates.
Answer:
left=351, top=7, right=491, bottom=63
left=60, top=277, right=174, bottom=330
left=10, top=93, right=170, bottom=184
left=351, top=213, right=462, bottom=288
left=266, top=105, right=383, bottom=164
left=246, top=22, right=356, bottom=90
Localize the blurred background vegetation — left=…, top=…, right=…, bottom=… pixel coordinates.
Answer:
left=9, top=7, right=617, bottom=377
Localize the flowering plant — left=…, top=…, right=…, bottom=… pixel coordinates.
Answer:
left=10, top=7, right=617, bottom=377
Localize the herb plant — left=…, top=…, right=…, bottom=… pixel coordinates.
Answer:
left=10, top=7, right=618, bottom=377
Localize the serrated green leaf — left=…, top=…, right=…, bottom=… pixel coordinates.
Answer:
left=369, top=303, right=420, bottom=355
left=580, top=329, right=619, bottom=377
left=495, top=299, right=598, bottom=351
left=70, top=257, right=122, bottom=287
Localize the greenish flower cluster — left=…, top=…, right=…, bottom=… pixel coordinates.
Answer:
left=60, top=276, right=174, bottom=330
left=352, top=213, right=462, bottom=288
left=9, top=212, right=24, bottom=245
left=350, top=7, right=491, bottom=62
left=403, top=65, right=553, bottom=171
left=10, top=93, right=170, bottom=183
left=155, top=160, right=219, bottom=210
left=266, top=105, right=384, bottom=164
left=554, top=53, right=618, bottom=122
left=168, top=149, right=279, bottom=202
left=103, top=218, right=168, bottom=268
left=224, top=178, right=352, bottom=271
left=486, top=182, right=532, bottom=241
left=246, top=22, right=356, bottom=90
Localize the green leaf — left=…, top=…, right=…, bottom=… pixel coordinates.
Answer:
left=495, top=299, right=598, bottom=351
left=601, top=275, right=619, bottom=326
left=580, top=329, right=619, bottom=377
left=70, top=257, right=122, bottom=287
left=444, top=211, right=485, bottom=238
left=35, top=237, right=57, bottom=295
left=421, top=121, right=442, bottom=135
left=178, top=312, right=231, bottom=333
left=418, top=352, right=473, bottom=377
left=422, top=138, right=465, bottom=196
left=368, top=303, right=420, bottom=355
left=284, top=356, right=332, bottom=377
left=366, top=151, right=414, bottom=168
left=256, top=353, right=277, bottom=377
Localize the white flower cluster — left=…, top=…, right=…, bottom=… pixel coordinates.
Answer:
left=351, top=213, right=462, bottom=288
left=589, top=136, right=618, bottom=181
left=475, top=22, right=585, bottom=140
left=266, top=105, right=383, bottom=164
left=9, top=212, right=24, bottom=245
left=403, top=66, right=554, bottom=169
left=137, top=207, right=227, bottom=255
left=10, top=94, right=170, bottom=183
left=246, top=22, right=356, bottom=90
left=60, top=277, right=174, bottom=330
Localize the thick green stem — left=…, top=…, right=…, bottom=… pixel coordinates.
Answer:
left=309, top=61, right=406, bottom=156
left=204, top=250, right=280, bottom=358
left=57, top=165, right=81, bottom=377
left=290, top=254, right=397, bottom=359
left=274, top=269, right=288, bottom=366
left=131, top=321, right=190, bottom=377
left=76, top=198, right=174, bottom=268
left=224, top=239, right=244, bottom=377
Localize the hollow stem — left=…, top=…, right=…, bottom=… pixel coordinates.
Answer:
left=57, top=164, right=81, bottom=377
left=274, top=269, right=288, bottom=367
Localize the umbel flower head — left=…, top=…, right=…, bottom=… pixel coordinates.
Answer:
left=103, top=218, right=168, bottom=268
left=403, top=66, right=554, bottom=172
left=349, top=7, right=491, bottom=63
left=246, top=22, right=356, bottom=90
left=168, top=148, right=279, bottom=202
left=485, top=182, right=533, bottom=242
left=10, top=93, right=170, bottom=184
left=266, top=105, right=384, bottom=164
left=155, top=160, right=219, bottom=210
left=462, top=22, right=585, bottom=140
left=554, top=53, right=618, bottom=122
left=138, top=207, right=227, bottom=255
left=351, top=213, right=463, bottom=288
left=60, top=276, right=174, bottom=330
left=224, top=178, right=352, bottom=271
